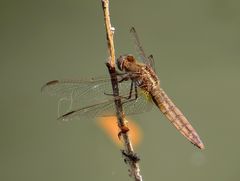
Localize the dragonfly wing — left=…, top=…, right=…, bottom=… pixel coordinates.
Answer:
left=41, top=77, right=111, bottom=97
left=130, top=27, right=156, bottom=71
left=42, top=77, right=117, bottom=107
left=41, top=77, right=114, bottom=117
left=57, top=99, right=117, bottom=121
left=58, top=89, right=153, bottom=122
left=42, top=76, right=152, bottom=119
left=130, top=27, right=147, bottom=61
left=147, top=54, right=156, bottom=72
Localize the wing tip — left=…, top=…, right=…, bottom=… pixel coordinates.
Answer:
left=41, top=80, right=59, bottom=93
left=130, top=27, right=136, bottom=33
left=57, top=110, right=76, bottom=121
left=46, top=80, right=59, bottom=86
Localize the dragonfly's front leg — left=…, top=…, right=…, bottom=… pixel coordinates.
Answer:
left=109, top=79, right=138, bottom=101
left=103, top=81, right=135, bottom=100
left=117, top=72, right=130, bottom=83
left=116, top=71, right=141, bottom=83
left=104, top=73, right=136, bottom=100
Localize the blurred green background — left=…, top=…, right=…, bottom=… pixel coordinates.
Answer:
left=1, top=0, right=240, bottom=180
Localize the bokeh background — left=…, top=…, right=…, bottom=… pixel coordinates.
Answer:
left=1, top=0, right=240, bottom=180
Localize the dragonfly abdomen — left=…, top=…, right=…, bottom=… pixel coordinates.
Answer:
left=151, top=88, right=204, bottom=149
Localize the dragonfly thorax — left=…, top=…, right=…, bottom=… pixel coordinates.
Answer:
left=117, top=54, right=160, bottom=94
left=117, top=54, right=142, bottom=73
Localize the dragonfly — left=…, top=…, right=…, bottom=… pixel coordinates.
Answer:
left=42, top=27, right=204, bottom=149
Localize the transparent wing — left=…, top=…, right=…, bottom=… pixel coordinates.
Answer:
left=41, top=77, right=113, bottom=108
left=147, top=54, right=156, bottom=72
left=130, top=27, right=155, bottom=70
left=57, top=99, right=116, bottom=121
left=41, top=76, right=152, bottom=121
left=57, top=88, right=153, bottom=121
left=41, top=77, right=111, bottom=97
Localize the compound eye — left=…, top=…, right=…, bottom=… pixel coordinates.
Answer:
left=127, top=55, right=135, bottom=62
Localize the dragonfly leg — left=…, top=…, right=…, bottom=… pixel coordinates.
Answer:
left=122, top=80, right=138, bottom=101
left=126, top=80, right=134, bottom=99
left=117, top=72, right=141, bottom=83
left=103, top=92, right=133, bottom=100
left=134, top=80, right=138, bottom=99
left=121, top=81, right=138, bottom=105
left=117, top=73, right=130, bottom=83
left=104, top=80, right=137, bottom=100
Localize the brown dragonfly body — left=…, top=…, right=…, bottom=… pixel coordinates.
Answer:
left=117, top=54, right=204, bottom=149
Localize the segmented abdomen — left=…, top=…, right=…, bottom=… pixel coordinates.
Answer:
left=151, top=88, right=204, bottom=149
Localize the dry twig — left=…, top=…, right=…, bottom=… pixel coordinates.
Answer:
left=101, top=0, right=143, bottom=180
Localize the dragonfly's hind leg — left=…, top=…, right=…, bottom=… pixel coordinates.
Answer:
left=121, top=81, right=138, bottom=104
left=103, top=92, right=132, bottom=100
left=126, top=80, right=134, bottom=99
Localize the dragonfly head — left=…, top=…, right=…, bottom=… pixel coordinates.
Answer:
left=117, top=54, right=136, bottom=71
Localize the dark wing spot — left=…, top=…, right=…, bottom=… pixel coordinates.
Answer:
left=58, top=110, right=76, bottom=120
left=46, top=80, right=59, bottom=86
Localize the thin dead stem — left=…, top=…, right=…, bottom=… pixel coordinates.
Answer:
left=101, top=0, right=143, bottom=180
left=101, top=0, right=115, bottom=67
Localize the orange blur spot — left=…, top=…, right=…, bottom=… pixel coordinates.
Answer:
left=97, top=116, right=142, bottom=147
